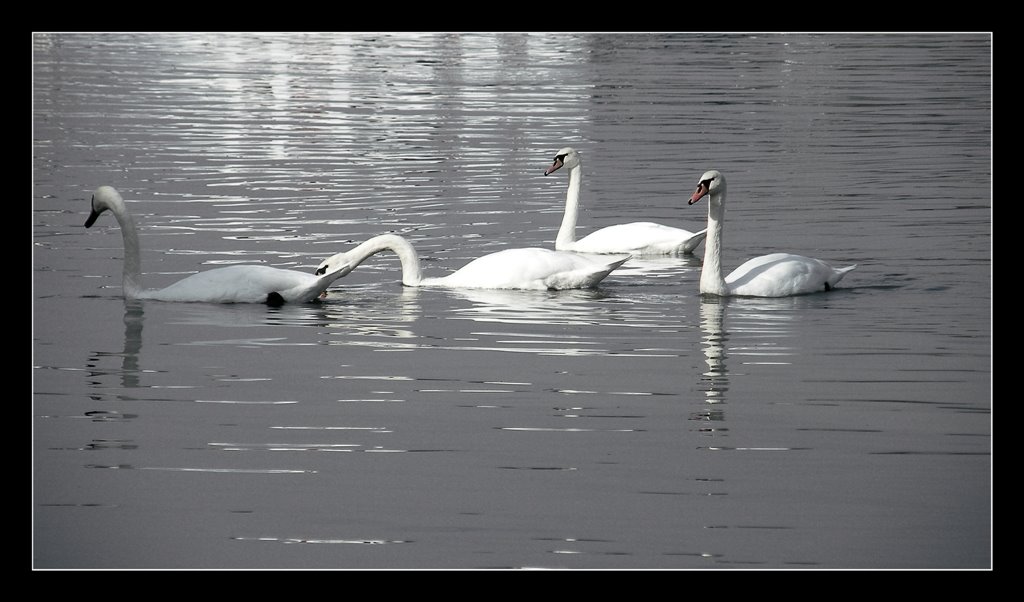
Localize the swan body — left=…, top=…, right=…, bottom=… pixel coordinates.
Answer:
left=315, top=234, right=629, bottom=291
left=688, top=170, right=856, bottom=297
left=83, top=186, right=352, bottom=305
left=545, top=147, right=707, bottom=255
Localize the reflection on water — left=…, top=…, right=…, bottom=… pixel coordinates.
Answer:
left=609, top=255, right=704, bottom=281
left=726, top=297, right=804, bottom=368
left=448, top=286, right=696, bottom=357
left=450, top=287, right=615, bottom=326
left=119, top=301, right=144, bottom=389
left=696, top=295, right=810, bottom=404
left=698, top=297, right=728, bottom=407
left=85, top=300, right=145, bottom=392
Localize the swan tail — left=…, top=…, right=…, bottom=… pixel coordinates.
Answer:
left=835, top=264, right=857, bottom=278
left=275, top=270, right=348, bottom=304
left=582, top=256, right=631, bottom=288
left=825, top=264, right=858, bottom=290
left=609, top=256, right=631, bottom=270
left=542, top=256, right=629, bottom=290
left=680, top=228, right=709, bottom=253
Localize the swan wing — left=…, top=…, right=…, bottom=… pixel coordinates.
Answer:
left=572, top=222, right=707, bottom=255
left=141, top=265, right=324, bottom=304
left=726, top=253, right=856, bottom=297
left=432, top=248, right=627, bottom=290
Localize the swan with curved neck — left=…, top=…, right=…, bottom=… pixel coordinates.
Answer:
left=687, top=170, right=856, bottom=297
left=315, top=234, right=629, bottom=291
left=544, top=147, right=707, bottom=255
left=83, top=186, right=353, bottom=305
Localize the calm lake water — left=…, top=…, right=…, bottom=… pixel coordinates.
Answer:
left=32, top=32, right=991, bottom=570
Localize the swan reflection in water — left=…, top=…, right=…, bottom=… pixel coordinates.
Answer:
left=696, top=296, right=804, bottom=424
left=447, top=287, right=616, bottom=327
left=699, top=297, right=729, bottom=410
left=322, top=284, right=649, bottom=356
left=319, top=286, right=423, bottom=347
left=609, top=254, right=703, bottom=284
left=156, top=286, right=426, bottom=350
left=86, top=300, right=145, bottom=392
left=435, top=287, right=623, bottom=357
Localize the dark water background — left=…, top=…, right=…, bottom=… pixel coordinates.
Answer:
left=32, top=32, right=991, bottom=569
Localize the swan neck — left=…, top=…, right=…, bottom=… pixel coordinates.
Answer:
left=347, top=234, right=423, bottom=286
left=700, top=190, right=729, bottom=296
left=555, top=165, right=582, bottom=249
left=111, top=202, right=145, bottom=297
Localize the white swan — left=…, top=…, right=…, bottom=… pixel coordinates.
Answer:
left=687, top=170, right=856, bottom=297
left=314, top=234, right=629, bottom=291
left=83, top=186, right=353, bottom=305
left=544, top=147, right=707, bottom=255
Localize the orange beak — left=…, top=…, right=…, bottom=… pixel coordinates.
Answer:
left=688, top=181, right=709, bottom=205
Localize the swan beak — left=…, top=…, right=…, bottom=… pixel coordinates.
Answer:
left=544, top=157, right=564, bottom=176
left=84, top=207, right=101, bottom=228
left=688, top=181, right=710, bottom=205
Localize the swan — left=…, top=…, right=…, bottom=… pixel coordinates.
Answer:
left=83, top=186, right=353, bottom=305
left=544, top=147, right=707, bottom=255
left=314, top=234, right=629, bottom=291
left=687, top=170, right=856, bottom=297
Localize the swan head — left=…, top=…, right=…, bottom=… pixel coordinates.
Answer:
left=688, top=170, right=725, bottom=205
left=544, top=147, right=580, bottom=176
left=314, top=251, right=356, bottom=278
left=84, top=186, right=125, bottom=227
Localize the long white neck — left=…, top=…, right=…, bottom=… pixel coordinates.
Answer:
left=109, top=203, right=145, bottom=298
left=700, top=188, right=729, bottom=296
left=344, top=234, right=424, bottom=286
left=555, top=164, right=583, bottom=249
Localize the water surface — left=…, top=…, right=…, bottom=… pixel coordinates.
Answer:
left=33, top=32, right=991, bottom=569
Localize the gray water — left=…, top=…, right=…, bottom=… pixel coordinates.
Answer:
left=32, top=32, right=991, bottom=570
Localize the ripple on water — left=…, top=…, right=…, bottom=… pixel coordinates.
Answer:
left=231, top=536, right=411, bottom=545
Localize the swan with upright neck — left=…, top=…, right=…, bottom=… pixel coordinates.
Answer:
left=83, top=186, right=353, bottom=305
left=314, top=234, right=628, bottom=291
left=544, top=147, right=707, bottom=255
left=687, top=170, right=856, bottom=297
